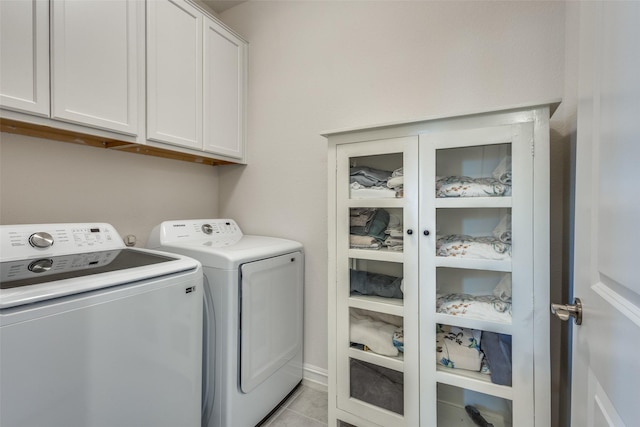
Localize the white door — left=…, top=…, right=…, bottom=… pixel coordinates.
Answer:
left=51, top=0, right=142, bottom=135
left=569, top=2, right=640, bottom=426
left=0, top=0, right=49, bottom=116
left=203, top=16, right=246, bottom=160
left=147, top=0, right=203, bottom=149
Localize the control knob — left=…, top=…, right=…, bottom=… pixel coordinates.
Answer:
left=28, top=258, right=54, bottom=273
left=202, top=224, right=213, bottom=235
left=29, top=232, right=54, bottom=249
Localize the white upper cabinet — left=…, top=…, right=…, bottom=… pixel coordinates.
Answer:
left=1, top=0, right=246, bottom=164
left=50, top=0, right=142, bottom=135
left=146, top=0, right=203, bottom=149
left=147, top=0, right=247, bottom=161
left=0, top=0, right=50, bottom=116
left=203, top=16, right=246, bottom=159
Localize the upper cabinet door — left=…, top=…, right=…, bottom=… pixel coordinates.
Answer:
left=0, top=0, right=50, bottom=116
left=203, top=16, right=246, bottom=160
left=51, top=0, right=141, bottom=135
left=147, top=0, right=203, bottom=149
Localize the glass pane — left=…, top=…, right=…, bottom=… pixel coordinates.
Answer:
left=349, top=207, right=403, bottom=252
left=436, top=324, right=512, bottom=387
left=436, top=144, right=512, bottom=198
left=436, top=269, right=512, bottom=324
left=350, top=358, right=404, bottom=415
left=349, top=153, right=403, bottom=199
left=350, top=259, right=404, bottom=301
left=436, top=208, right=512, bottom=261
left=437, top=383, right=513, bottom=427
left=350, top=307, right=403, bottom=358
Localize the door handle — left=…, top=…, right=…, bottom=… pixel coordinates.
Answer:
left=551, top=298, right=582, bottom=325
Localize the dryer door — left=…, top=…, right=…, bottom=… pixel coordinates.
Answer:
left=240, top=251, right=303, bottom=393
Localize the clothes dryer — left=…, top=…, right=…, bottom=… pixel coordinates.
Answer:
left=147, top=219, right=304, bottom=427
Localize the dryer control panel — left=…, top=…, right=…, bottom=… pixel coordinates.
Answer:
left=152, top=219, right=243, bottom=247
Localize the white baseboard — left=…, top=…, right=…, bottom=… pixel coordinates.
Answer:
left=302, top=363, right=328, bottom=392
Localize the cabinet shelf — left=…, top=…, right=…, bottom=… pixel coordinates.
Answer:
left=434, top=313, right=512, bottom=335
left=348, top=248, right=404, bottom=263
left=435, top=196, right=512, bottom=209
left=347, top=198, right=404, bottom=209
left=349, top=295, right=403, bottom=317
left=436, top=366, right=512, bottom=400
left=435, top=257, right=512, bottom=272
left=348, top=347, right=404, bottom=373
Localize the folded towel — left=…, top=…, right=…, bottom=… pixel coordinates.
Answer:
left=436, top=326, right=483, bottom=371
left=493, top=275, right=512, bottom=302
left=392, top=327, right=404, bottom=353
left=492, top=155, right=512, bottom=185
left=350, top=209, right=390, bottom=241
left=436, top=235, right=511, bottom=260
left=481, top=331, right=512, bottom=386
left=436, top=176, right=510, bottom=198
left=350, top=269, right=403, bottom=299
left=492, top=213, right=512, bottom=244
left=436, top=293, right=512, bottom=322
left=350, top=165, right=392, bottom=187
left=350, top=310, right=402, bottom=357
left=349, top=235, right=381, bottom=249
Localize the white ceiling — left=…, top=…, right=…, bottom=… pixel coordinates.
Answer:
left=200, top=0, right=247, bottom=14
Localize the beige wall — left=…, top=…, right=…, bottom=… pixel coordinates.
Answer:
left=0, top=132, right=220, bottom=246
left=218, top=1, right=573, bottom=423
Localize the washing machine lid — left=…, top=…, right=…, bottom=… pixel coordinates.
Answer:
left=147, top=220, right=303, bottom=269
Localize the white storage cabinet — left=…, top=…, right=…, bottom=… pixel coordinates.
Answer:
left=0, top=0, right=50, bottom=116
left=325, top=102, right=557, bottom=427
left=147, top=0, right=247, bottom=161
left=1, top=0, right=143, bottom=136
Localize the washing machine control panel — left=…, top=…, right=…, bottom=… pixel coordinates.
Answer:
left=0, top=223, right=123, bottom=261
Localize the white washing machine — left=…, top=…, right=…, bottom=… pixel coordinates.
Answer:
left=147, top=219, right=304, bottom=427
left=0, top=223, right=203, bottom=427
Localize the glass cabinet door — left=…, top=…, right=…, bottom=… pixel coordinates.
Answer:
left=419, top=123, right=535, bottom=427
left=335, top=136, right=419, bottom=427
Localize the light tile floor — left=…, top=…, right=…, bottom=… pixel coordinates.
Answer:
left=260, top=383, right=329, bottom=427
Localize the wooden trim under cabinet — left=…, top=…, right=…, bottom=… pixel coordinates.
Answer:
left=0, top=118, right=236, bottom=167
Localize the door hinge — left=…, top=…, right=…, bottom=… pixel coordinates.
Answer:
left=530, top=139, right=535, bottom=157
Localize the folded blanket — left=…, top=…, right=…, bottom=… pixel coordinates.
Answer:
left=350, top=359, right=404, bottom=415
left=350, top=182, right=398, bottom=199
left=350, top=208, right=390, bottom=241
left=493, top=275, right=512, bottom=301
left=350, top=269, right=404, bottom=299
left=492, top=213, right=512, bottom=244
left=436, top=325, right=484, bottom=371
left=350, top=208, right=376, bottom=227
left=436, top=176, right=511, bottom=198
left=392, top=327, right=404, bottom=353
left=436, top=293, right=512, bottom=323
left=436, top=235, right=512, bottom=261
left=492, top=155, right=512, bottom=185
left=350, top=310, right=402, bottom=357
left=350, top=166, right=392, bottom=187
left=387, top=176, right=404, bottom=189
left=349, top=235, right=381, bottom=250
left=481, top=331, right=512, bottom=386
left=383, top=236, right=403, bottom=251
left=352, top=308, right=403, bottom=327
